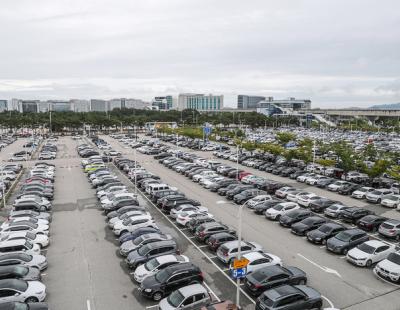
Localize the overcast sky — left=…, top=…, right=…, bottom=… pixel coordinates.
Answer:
left=0, top=0, right=399, bottom=108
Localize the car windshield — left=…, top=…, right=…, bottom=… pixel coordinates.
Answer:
left=357, top=243, right=375, bottom=254
left=133, top=236, right=145, bottom=246
left=155, top=269, right=170, bottom=282
left=24, top=241, right=33, bottom=249
left=335, top=232, right=352, bottom=242
left=302, top=218, right=316, bottom=225
left=371, top=190, right=382, bottom=195
left=167, top=290, right=186, bottom=307
left=144, top=258, right=160, bottom=271
left=358, top=188, right=368, bottom=192
left=319, top=225, right=333, bottom=233
left=137, top=244, right=150, bottom=255
left=385, top=195, right=398, bottom=201
left=15, top=266, right=28, bottom=276
left=387, top=253, right=400, bottom=265
left=273, top=204, right=284, bottom=211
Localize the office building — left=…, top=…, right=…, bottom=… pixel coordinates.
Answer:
left=177, top=93, right=223, bottom=111
left=0, top=100, right=7, bottom=112
left=151, top=95, right=174, bottom=110
left=237, top=95, right=266, bottom=109
left=49, top=101, right=71, bottom=112
left=20, top=100, right=40, bottom=113
left=90, top=99, right=108, bottom=112
left=71, top=99, right=90, bottom=112
left=123, top=98, right=150, bottom=109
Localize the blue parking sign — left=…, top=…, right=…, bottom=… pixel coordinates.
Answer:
left=231, top=267, right=247, bottom=279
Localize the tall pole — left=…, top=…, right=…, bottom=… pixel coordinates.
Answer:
left=236, top=200, right=249, bottom=308
left=2, top=169, right=5, bottom=208
left=313, top=139, right=316, bottom=165
left=49, top=111, right=52, bottom=136
left=134, top=148, right=137, bottom=195
left=236, top=144, right=239, bottom=180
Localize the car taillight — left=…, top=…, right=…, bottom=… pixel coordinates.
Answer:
left=199, top=272, right=204, bottom=280
left=389, top=229, right=396, bottom=233
left=254, top=283, right=262, bottom=288
left=223, top=250, right=228, bottom=256
left=199, top=232, right=205, bottom=237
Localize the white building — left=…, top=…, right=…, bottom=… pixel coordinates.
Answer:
left=70, top=99, right=90, bottom=112
left=177, top=93, right=223, bottom=111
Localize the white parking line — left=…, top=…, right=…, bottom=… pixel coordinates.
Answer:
left=321, top=295, right=335, bottom=308
left=86, top=300, right=91, bottom=310
left=145, top=305, right=159, bottom=309
left=203, top=281, right=221, bottom=302
left=115, top=167, right=256, bottom=306
left=198, top=245, right=209, bottom=248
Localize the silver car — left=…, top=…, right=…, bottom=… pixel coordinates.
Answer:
left=216, top=240, right=262, bottom=264
left=378, top=220, right=400, bottom=240
left=158, top=284, right=211, bottom=309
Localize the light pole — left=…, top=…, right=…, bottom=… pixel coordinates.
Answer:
left=134, top=148, right=137, bottom=195
left=236, top=199, right=250, bottom=308
left=49, top=111, right=52, bottom=136
left=1, top=169, right=5, bottom=208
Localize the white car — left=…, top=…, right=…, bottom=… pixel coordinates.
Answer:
left=169, top=205, right=208, bottom=219
left=346, top=240, right=396, bottom=267
left=201, top=176, right=224, bottom=188
left=297, top=194, right=320, bottom=207
left=0, top=240, right=41, bottom=256
left=0, top=231, right=49, bottom=248
left=108, top=211, right=150, bottom=228
left=380, top=194, right=400, bottom=208
left=0, top=279, right=46, bottom=302
left=0, top=223, right=49, bottom=236
left=176, top=211, right=213, bottom=227
left=324, top=204, right=349, bottom=218
left=275, top=187, right=296, bottom=199
left=374, top=251, right=400, bottom=283
left=9, top=210, right=51, bottom=222
left=101, top=193, right=137, bottom=207
left=366, top=189, right=394, bottom=203
left=305, top=175, right=324, bottom=185
left=113, top=216, right=157, bottom=236
left=296, top=173, right=316, bottom=183
left=327, top=181, right=349, bottom=192
left=192, top=171, right=216, bottom=182
left=0, top=253, right=48, bottom=271
left=265, top=202, right=300, bottom=220
left=229, top=251, right=282, bottom=275
left=132, top=254, right=190, bottom=283
left=5, top=217, right=49, bottom=226
left=286, top=191, right=311, bottom=203
left=351, top=187, right=375, bottom=199
left=246, top=195, right=272, bottom=208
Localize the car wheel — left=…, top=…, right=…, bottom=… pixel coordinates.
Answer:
left=343, top=248, right=348, bottom=255
left=321, top=239, right=326, bottom=245
left=25, top=297, right=39, bottom=303
left=366, top=259, right=373, bottom=267
left=120, top=230, right=128, bottom=236
left=377, top=199, right=381, bottom=203
left=314, top=301, right=323, bottom=310
left=152, top=291, right=163, bottom=301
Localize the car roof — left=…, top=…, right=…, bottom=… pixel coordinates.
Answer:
left=384, top=219, right=400, bottom=225
left=179, top=283, right=207, bottom=297
left=243, top=251, right=267, bottom=261
left=264, top=284, right=300, bottom=301
left=0, top=240, right=28, bottom=247
left=0, top=279, right=25, bottom=289
left=364, top=240, right=390, bottom=248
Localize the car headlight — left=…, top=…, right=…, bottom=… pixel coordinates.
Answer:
left=144, top=288, right=152, bottom=292
left=314, top=237, right=321, bottom=241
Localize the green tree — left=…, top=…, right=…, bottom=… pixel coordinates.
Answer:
left=276, top=132, right=296, bottom=145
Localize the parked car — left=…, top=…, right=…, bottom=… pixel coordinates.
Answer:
left=357, top=215, right=387, bottom=232
left=139, top=263, right=203, bottom=301
left=158, top=283, right=211, bottom=309
left=326, top=229, right=369, bottom=254
left=265, top=202, right=299, bottom=221
left=279, top=209, right=313, bottom=228
left=229, top=251, right=281, bottom=275
left=374, top=251, right=400, bottom=283
left=346, top=240, right=396, bottom=267
left=255, top=285, right=322, bottom=310
left=206, top=232, right=237, bottom=252
left=216, top=241, right=262, bottom=264
left=366, top=189, right=393, bottom=203
left=291, top=217, right=327, bottom=236
left=340, top=207, right=374, bottom=224
left=0, top=278, right=46, bottom=302
left=306, top=223, right=346, bottom=245
left=378, top=219, right=400, bottom=240
left=244, top=265, right=307, bottom=297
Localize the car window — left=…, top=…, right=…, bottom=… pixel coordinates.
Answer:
left=158, top=246, right=173, bottom=254
left=241, top=246, right=252, bottom=251
left=270, top=274, right=288, bottom=281
left=376, top=246, right=390, bottom=253
left=182, top=296, right=194, bottom=306
left=194, top=293, right=206, bottom=302
left=0, top=289, right=15, bottom=297
left=168, top=272, right=187, bottom=282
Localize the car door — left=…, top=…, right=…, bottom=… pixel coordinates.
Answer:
left=0, top=288, right=19, bottom=302
left=374, top=245, right=391, bottom=262
left=248, top=258, right=270, bottom=273
left=268, top=273, right=290, bottom=289
left=166, top=272, right=188, bottom=294
left=349, top=234, right=363, bottom=248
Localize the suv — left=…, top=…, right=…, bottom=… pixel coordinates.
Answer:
left=326, top=229, right=369, bottom=254
left=195, top=222, right=235, bottom=242
left=125, top=240, right=178, bottom=269
left=188, top=217, right=216, bottom=233
left=378, top=220, right=400, bottom=240
left=339, top=207, right=374, bottom=224
left=159, top=283, right=211, bottom=309
left=216, top=241, right=262, bottom=264
left=139, top=263, right=203, bottom=301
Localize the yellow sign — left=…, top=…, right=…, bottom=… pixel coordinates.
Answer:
left=233, top=258, right=249, bottom=269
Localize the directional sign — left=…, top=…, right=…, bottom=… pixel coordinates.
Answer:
left=233, top=257, right=249, bottom=269
left=231, top=267, right=247, bottom=279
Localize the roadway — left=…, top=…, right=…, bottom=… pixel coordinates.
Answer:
left=103, top=135, right=400, bottom=310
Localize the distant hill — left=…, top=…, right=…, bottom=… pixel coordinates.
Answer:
left=369, top=103, right=400, bottom=110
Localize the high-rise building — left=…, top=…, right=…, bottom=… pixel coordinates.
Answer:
left=90, top=99, right=107, bottom=112
left=258, top=97, right=311, bottom=110
left=71, top=99, right=90, bottom=112
left=177, top=93, right=223, bottom=111
left=20, top=100, right=39, bottom=113
left=108, top=99, right=123, bottom=111
left=49, top=101, right=71, bottom=112
left=151, top=95, right=174, bottom=110
left=0, top=100, right=7, bottom=112
left=124, top=98, right=150, bottom=109
left=237, top=95, right=266, bottom=109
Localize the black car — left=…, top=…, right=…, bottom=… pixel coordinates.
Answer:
left=289, top=170, right=306, bottom=179
left=253, top=200, right=281, bottom=215
left=309, top=198, right=338, bottom=213
left=206, top=232, right=237, bottom=251
left=209, top=179, right=238, bottom=192
left=338, top=183, right=360, bottom=195
left=357, top=215, right=387, bottom=232
left=226, top=185, right=253, bottom=200
left=326, top=229, right=369, bottom=254
left=217, top=183, right=238, bottom=196
left=0, top=302, right=49, bottom=310
left=187, top=216, right=216, bottom=233
left=291, top=216, right=327, bottom=236
left=340, top=207, right=374, bottom=224
left=279, top=210, right=313, bottom=228
left=118, top=226, right=162, bottom=244
left=139, top=262, right=203, bottom=301
left=195, top=222, right=236, bottom=242
left=245, top=265, right=307, bottom=297
left=126, top=240, right=178, bottom=269
left=306, top=223, right=346, bottom=245
left=255, top=284, right=322, bottom=310
left=103, top=198, right=139, bottom=213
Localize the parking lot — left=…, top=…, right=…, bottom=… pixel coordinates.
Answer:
left=102, top=135, right=400, bottom=310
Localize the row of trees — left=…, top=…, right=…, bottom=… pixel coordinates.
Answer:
left=0, top=109, right=300, bottom=132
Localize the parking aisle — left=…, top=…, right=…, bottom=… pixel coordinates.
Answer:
left=104, top=135, right=400, bottom=310
left=44, top=137, right=144, bottom=310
